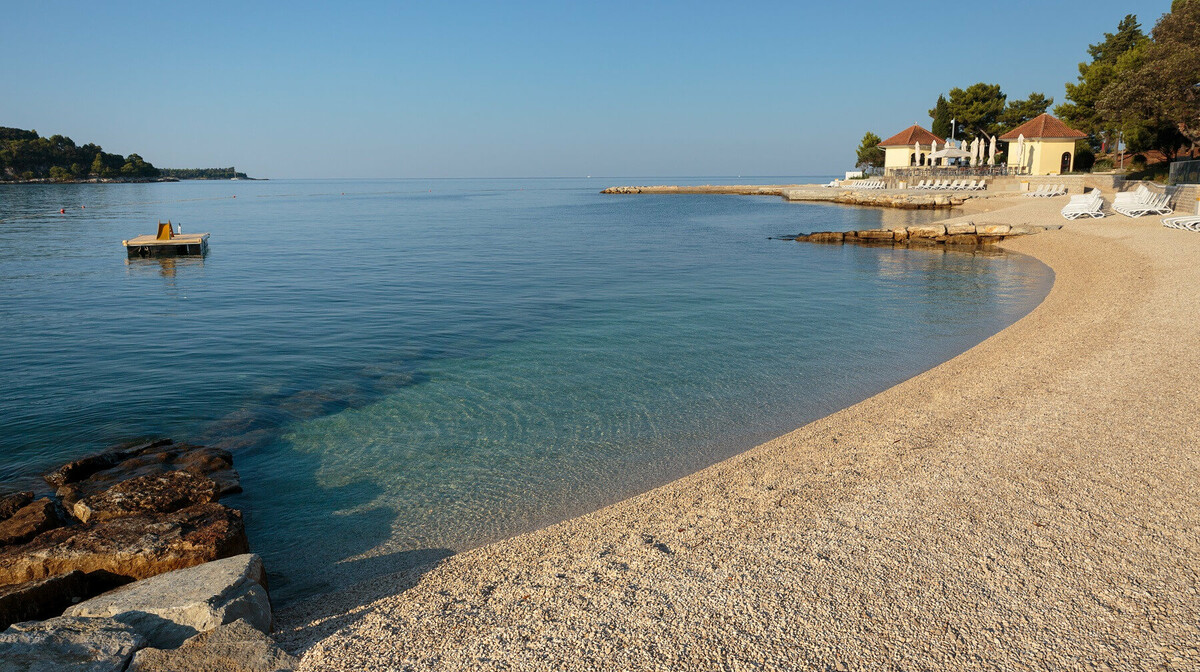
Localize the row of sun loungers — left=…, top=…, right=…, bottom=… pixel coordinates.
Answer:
left=1060, top=191, right=1106, bottom=219
left=911, top=179, right=986, bottom=191
left=1024, top=184, right=1068, bottom=197
left=847, top=180, right=886, bottom=190
left=1163, top=215, right=1200, bottom=232
left=1112, top=185, right=1173, bottom=217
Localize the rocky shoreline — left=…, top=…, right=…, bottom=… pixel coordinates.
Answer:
left=0, top=440, right=294, bottom=671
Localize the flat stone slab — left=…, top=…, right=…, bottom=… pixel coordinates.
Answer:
left=0, top=503, right=248, bottom=587
left=0, top=615, right=144, bottom=672
left=129, top=619, right=298, bottom=672
left=66, top=554, right=271, bottom=648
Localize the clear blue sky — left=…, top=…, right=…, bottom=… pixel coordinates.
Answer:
left=2, top=1, right=1172, bottom=178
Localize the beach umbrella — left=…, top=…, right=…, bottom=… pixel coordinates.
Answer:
left=1015, top=133, right=1026, bottom=169
left=914, top=141, right=921, bottom=166
left=969, top=138, right=977, bottom=166
left=988, top=135, right=996, bottom=166
left=930, top=139, right=938, bottom=166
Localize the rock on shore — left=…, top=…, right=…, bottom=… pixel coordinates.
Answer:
left=0, top=440, right=246, bottom=631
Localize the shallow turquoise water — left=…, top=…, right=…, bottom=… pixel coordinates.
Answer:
left=0, top=178, right=1051, bottom=601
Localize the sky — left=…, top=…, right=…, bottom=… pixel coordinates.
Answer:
left=1, top=1, right=1174, bottom=179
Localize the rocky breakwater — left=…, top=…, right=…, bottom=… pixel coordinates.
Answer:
left=0, top=438, right=294, bottom=671
left=794, top=222, right=1057, bottom=248
left=601, top=184, right=791, bottom=196
left=782, top=188, right=969, bottom=209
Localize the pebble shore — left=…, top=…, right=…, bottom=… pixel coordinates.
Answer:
left=283, top=195, right=1200, bottom=670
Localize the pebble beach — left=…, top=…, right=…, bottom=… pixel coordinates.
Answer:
left=281, top=194, right=1200, bottom=670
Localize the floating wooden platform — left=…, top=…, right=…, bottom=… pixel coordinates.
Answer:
left=123, top=232, right=210, bottom=258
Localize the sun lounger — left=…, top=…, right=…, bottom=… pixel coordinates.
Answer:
left=1061, top=192, right=1106, bottom=219
left=1025, top=184, right=1048, bottom=198
left=1162, top=215, right=1200, bottom=231
left=1113, top=186, right=1173, bottom=217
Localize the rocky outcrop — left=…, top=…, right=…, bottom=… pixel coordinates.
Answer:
left=128, top=619, right=298, bottom=672
left=66, top=554, right=271, bottom=649
left=0, top=498, right=65, bottom=547
left=73, top=471, right=220, bottom=524
left=792, top=221, right=1055, bottom=250
left=0, top=492, right=33, bottom=522
left=51, top=441, right=240, bottom=509
left=0, top=615, right=144, bottom=672
left=0, top=570, right=131, bottom=631
left=0, top=503, right=248, bottom=587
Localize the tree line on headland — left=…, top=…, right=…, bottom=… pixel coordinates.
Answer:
left=0, top=127, right=250, bottom=182
left=857, top=0, right=1199, bottom=175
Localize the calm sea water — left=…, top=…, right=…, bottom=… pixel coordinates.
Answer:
left=0, top=178, right=1051, bottom=601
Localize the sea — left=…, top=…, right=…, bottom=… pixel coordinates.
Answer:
left=0, top=177, right=1052, bottom=602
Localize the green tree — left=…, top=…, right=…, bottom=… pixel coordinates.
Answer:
left=1055, top=14, right=1148, bottom=146
left=855, top=132, right=884, bottom=171
left=1001, top=92, right=1053, bottom=130
left=49, top=166, right=72, bottom=182
left=90, top=152, right=105, bottom=176
left=929, top=95, right=952, bottom=139
left=941, top=83, right=1007, bottom=141
left=1099, top=1, right=1200, bottom=147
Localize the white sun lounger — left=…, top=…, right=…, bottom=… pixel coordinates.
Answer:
left=1061, top=192, right=1105, bottom=219
left=1162, top=215, right=1200, bottom=231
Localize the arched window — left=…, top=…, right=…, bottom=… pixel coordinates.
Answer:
left=1060, top=152, right=1072, bottom=173
left=910, top=153, right=917, bottom=166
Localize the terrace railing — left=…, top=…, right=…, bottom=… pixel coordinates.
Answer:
left=886, top=165, right=1028, bottom=179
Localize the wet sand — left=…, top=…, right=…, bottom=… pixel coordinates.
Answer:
left=283, top=196, right=1200, bottom=670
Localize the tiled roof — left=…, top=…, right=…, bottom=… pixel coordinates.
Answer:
left=877, top=125, right=945, bottom=147
left=999, top=113, right=1086, bottom=140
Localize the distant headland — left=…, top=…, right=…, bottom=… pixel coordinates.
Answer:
left=0, top=126, right=258, bottom=183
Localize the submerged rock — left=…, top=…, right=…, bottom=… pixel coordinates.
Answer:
left=0, top=615, right=144, bottom=672
left=0, top=503, right=248, bottom=587
left=0, top=498, right=65, bottom=547
left=44, top=440, right=174, bottom=488
left=66, top=554, right=271, bottom=649
left=73, top=471, right=220, bottom=524
left=0, top=570, right=132, bottom=631
left=128, top=618, right=297, bottom=672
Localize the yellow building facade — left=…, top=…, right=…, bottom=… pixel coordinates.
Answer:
left=1000, top=114, right=1086, bottom=176
left=877, top=125, right=945, bottom=174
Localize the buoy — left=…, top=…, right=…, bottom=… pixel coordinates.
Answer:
left=59, top=208, right=65, bottom=214
left=81, top=205, right=85, bottom=209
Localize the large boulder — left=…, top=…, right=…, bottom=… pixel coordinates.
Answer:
left=73, top=471, right=220, bottom=524
left=0, top=498, right=65, bottom=547
left=946, top=222, right=977, bottom=235
left=0, top=503, right=247, bottom=587
left=66, top=554, right=271, bottom=649
left=0, top=570, right=131, bottom=631
left=129, top=618, right=297, bottom=672
left=0, top=615, right=144, bottom=672
left=0, top=492, right=33, bottom=522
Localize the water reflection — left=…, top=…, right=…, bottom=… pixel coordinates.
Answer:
left=125, top=255, right=205, bottom=280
